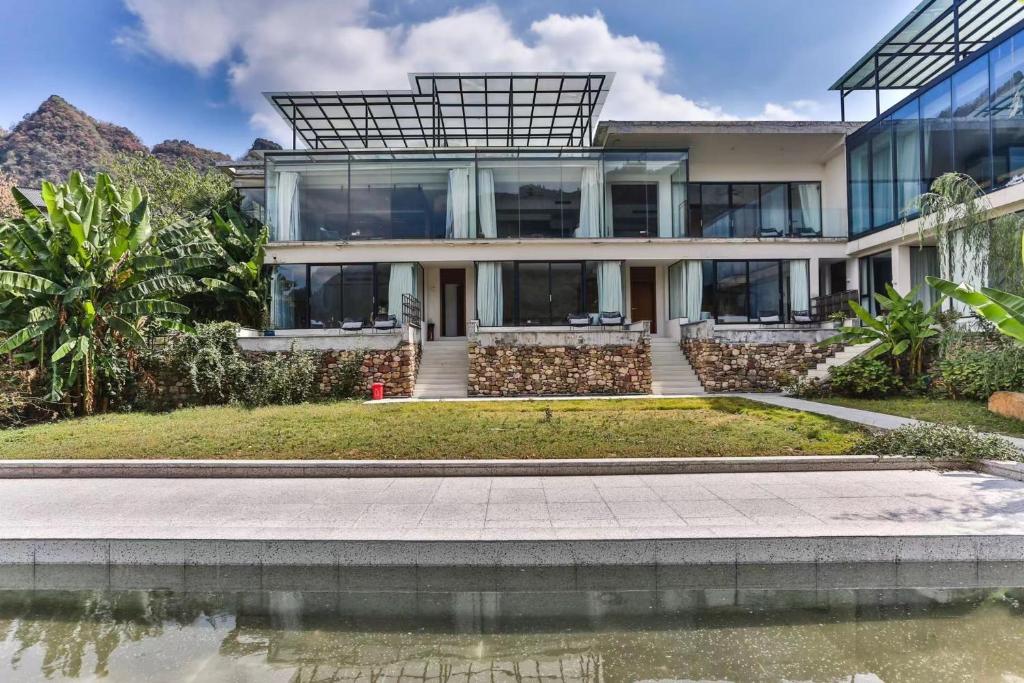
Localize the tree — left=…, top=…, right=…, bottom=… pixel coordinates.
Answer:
left=0, top=172, right=213, bottom=414
left=0, top=170, right=19, bottom=220
left=825, top=284, right=944, bottom=378
left=107, top=152, right=231, bottom=230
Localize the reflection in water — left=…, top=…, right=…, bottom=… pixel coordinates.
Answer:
left=0, top=568, right=1023, bottom=681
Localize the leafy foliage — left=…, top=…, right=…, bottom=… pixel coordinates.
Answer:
left=828, top=358, right=903, bottom=397
left=0, top=172, right=211, bottom=413
left=935, top=328, right=1024, bottom=400
left=853, top=423, right=1020, bottom=462
left=824, top=283, right=943, bottom=377
left=108, top=152, right=231, bottom=230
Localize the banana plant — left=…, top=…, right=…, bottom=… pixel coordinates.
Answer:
left=824, top=283, right=944, bottom=377
left=0, top=172, right=210, bottom=414
left=926, top=231, right=1024, bottom=343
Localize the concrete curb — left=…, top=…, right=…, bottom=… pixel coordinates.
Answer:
left=977, top=459, right=1024, bottom=481
left=0, top=455, right=965, bottom=478
left=3, top=534, right=1023, bottom=566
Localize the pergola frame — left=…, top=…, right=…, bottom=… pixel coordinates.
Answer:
left=832, top=0, right=1024, bottom=119
left=266, top=73, right=613, bottom=150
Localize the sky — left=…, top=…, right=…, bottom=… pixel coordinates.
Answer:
left=0, top=0, right=920, bottom=159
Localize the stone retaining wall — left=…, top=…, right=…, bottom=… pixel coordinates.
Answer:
left=682, top=339, right=838, bottom=392
left=468, top=341, right=651, bottom=396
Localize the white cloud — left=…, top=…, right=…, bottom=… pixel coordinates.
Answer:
left=120, top=1, right=828, bottom=144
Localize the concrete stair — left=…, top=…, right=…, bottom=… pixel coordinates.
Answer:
left=805, top=341, right=879, bottom=381
left=649, top=337, right=704, bottom=395
left=413, top=340, right=469, bottom=399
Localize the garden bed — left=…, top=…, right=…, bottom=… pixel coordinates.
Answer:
left=0, top=398, right=865, bottom=460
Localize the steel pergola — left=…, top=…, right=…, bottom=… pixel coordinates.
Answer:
left=831, top=0, right=1024, bottom=119
left=266, top=73, right=613, bottom=150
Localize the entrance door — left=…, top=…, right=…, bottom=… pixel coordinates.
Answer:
left=629, top=266, right=657, bottom=333
left=439, top=268, right=466, bottom=337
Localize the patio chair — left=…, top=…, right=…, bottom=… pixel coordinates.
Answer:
left=599, top=311, right=624, bottom=326
left=341, top=319, right=365, bottom=331
left=792, top=310, right=813, bottom=323
left=566, top=313, right=590, bottom=327
left=373, top=314, right=399, bottom=330
left=758, top=313, right=781, bottom=323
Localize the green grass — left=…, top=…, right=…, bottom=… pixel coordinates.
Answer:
left=0, top=398, right=865, bottom=459
left=816, top=396, right=1024, bottom=438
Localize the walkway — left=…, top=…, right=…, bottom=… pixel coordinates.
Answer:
left=3, top=470, right=1024, bottom=565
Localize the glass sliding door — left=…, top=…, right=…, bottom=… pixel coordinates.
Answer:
left=991, top=33, right=1024, bottom=188
left=699, top=260, right=802, bottom=323
left=921, top=79, right=954, bottom=193
left=953, top=55, right=992, bottom=190
left=789, top=183, right=822, bottom=236
left=493, top=262, right=599, bottom=325
left=760, top=183, right=788, bottom=236
left=550, top=262, right=585, bottom=322
left=730, top=184, right=760, bottom=238
left=270, top=264, right=309, bottom=330
left=715, top=262, right=749, bottom=323
left=609, top=184, right=658, bottom=237
left=270, top=262, right=397, bottom=329
left=748, top=261, right=781, bottom=320
left=309, top=266, right=343, bottom=329
left=893, top=99, right=922, bottom=218
left=517, top=262, right=550, bottom=325
left=687, top=182, right=822, bottom=237
left=604, top=151, right=687, bottom=237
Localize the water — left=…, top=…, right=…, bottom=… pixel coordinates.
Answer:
left=1, top=563, right=1024, bottom=681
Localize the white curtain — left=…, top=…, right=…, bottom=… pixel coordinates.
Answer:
left=270, top=268, right=293, bottom=329
left=669, top=262, right=685, bottom=319
left=910, top=247, right=940, bottom=309
left=797, top=184, right=821, bottom=232
left=387, top=263, right=418, bottom=322
left=597, top=261, right=624, bottom=313
left=789, top=260, right=810, bottom=315
left=446, top=167, right=472, bottom=239
left=577, top=165, right=602, bottom=237
left=276, top=171, right=300, bottom=241
left=476, top=262, right=503, bottom=326
left=685, top=261, right=703, bottom=321
left=896, top=126, right=922, bottom=216
left=477, top=168, right=497, bottom=239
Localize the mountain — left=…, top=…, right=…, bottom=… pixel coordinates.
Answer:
left=0, top=96, right=237, bottom=186
left=243, top=137, right=282, bottom=160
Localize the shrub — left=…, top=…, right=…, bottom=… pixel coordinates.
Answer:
left=853, top=423, right=1020, bottom=462
left=779, top=374, right=828, bottom=399
left=828, top=358, right=902, bottom=397
left=937, top=344, right=1024, bottom=400
left=236, top=351, right=320, bottom=407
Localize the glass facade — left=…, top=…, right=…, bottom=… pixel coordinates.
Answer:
left=683, top=260, right=809, bottom=324
left=686, top=182, right=822, bottom=237
left=848, top=25, right=1024, bottom=237
left=487, top=261, right=600, bottom=326
left=269, top=263, right=414, bottom=329
left=268, top=151, right=693, bottom=241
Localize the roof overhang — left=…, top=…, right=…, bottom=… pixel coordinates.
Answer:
left=832, top=0, right=1024, bottom=92
left=266, top=72, right=614, bottom=150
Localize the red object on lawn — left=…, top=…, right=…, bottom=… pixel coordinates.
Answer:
left=371, top=382, right=385, bottom=400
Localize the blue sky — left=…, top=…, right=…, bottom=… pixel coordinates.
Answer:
left=0, top=0, right=918, bottom=158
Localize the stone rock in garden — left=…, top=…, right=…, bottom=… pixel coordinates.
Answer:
left=988, top=391, right=1024, bottom=421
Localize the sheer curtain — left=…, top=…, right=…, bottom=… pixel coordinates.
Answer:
left=896, top=128, right=922, bottom=216
left=685, top=261, right=703, bottom=321
left=446, top=167, right=472, bottom=239
left=270, top=268, right=293, bottom=329
left=788, top=260, right=810, bottom=315
left=477, top=168, right=497, bottom=239
left=597, top=261, right=624, bottom=313
left=910, top=247, right=940, bottom=309
left=387, top=263, right=418, bottom=322
left=476, top=262, right=503, bottom=326
left=276, top=172, right=300, bottom=241
left=797, top=184, right=822, bottom=233
left=577, top=165, right=602, bottom=237
left=669, top=262, right=685, bottom=319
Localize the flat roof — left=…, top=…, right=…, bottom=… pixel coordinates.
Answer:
left=595, top=121, right=862, bottom=139
left=832, top=0, right=1024, bottom=91
left=266, top=72, right=613, bottom=150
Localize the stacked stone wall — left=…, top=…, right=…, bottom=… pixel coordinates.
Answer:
left=681, top=339, right=838, bottom=392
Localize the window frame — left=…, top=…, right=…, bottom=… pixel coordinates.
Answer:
left=698, top=259, right=809, bottom=324
left=272, top=262, right=395, bottom=329
left=686, top=181, right=823, bottom=238
left=477, top=260, right=599, bottom=326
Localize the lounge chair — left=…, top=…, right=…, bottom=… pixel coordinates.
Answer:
left=341, top=319, right=365, bottom=331
left=599, top=311, right=624, bottom=326
left=373, top=314, right=399, bottom=330
left=567, top=313, right=590, bottom=327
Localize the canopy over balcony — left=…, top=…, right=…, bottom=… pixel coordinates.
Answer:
left=266, top=72, right=614, bottom=150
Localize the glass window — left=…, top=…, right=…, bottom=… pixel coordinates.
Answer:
left=991, top=33, right=1024, bottom=187
left=953, top=55, right=992, bottom=189
left=748, top=261, right=781, bottom=320
left=921, top=78, right=954, bottom=192
left=859, top=251, right=894, bottom=315
left=341, top=264, right=374, bottom=323
left=271, top=264, right=308, bottom=329
left=789, top=183, right=822, bottom=236
left=517, top=262, right=550, bottom=325
left=760, top=184, right=788, bottom=236
left=700, top=261, right=715, bottom=320
left=871, top=121, right=894, bottom=228
left=893, top=99, right=922, bottom=217
left=299, top=173, right=349, bottom=242
left=500, top=261, right=515, bottom=326
left=849, top=140, right=871, bottom=235
left=309, top=265, right=342, bottom=328
left=715, top=261, right=749, bottom=322
left=489, top=162, right=522, bottom=238
left=700, top=184, right=730, bottom=237
left=730, top=184, right=759, bottom=238
left=550, top=262, right=584, bottom=321
left=610, top=184, right=658, bottom=237
left=375, top=264, right=391, bottom=319
left=239, top=188, right=266, bottom=222
left=584, top=262, right=599, bottom=313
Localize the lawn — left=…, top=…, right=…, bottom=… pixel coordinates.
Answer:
left=0, top=398, right=865, bottom=459
left=816, top=396, right=1024, bottom=438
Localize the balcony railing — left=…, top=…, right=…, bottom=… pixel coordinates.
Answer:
left=810, top=289, right=858, bottom=321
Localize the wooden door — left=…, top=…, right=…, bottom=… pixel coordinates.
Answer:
left=629, top=267, right=657, bottom=333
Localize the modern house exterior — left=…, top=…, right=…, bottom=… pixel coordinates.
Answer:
left=223, top=0, right=1024, bottom=398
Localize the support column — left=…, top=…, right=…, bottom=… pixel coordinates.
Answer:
left=891, top=245, right=912, bottom=295
left=808, top=257, right=822, bottom=299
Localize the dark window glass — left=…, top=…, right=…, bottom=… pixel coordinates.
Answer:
left=715, top=261, right=749, bottom=322
left=300, top=186, right=349, bottom=241
left=375, top=264, right=391, bottom=319
left=893, top=99, right=922, bottom=217
left=701, top=261, right=715, bottom=320
left=748, top=261, right=781, bottom=320
left=517, top=166, right=567, bottom=238
left=921, top=78, right=954, bottom=192
left=550, top=262, right=583, bottom=322
left=584, top=262, right=599, bottom=313
left=492, top=165, right=521, bottom=238
left=789, top=183, right=822, bottom=236
left=860, top=252, right=894, bottom=315
left=517, top=262, right=550, bottom=325
left=730, top=184, right=759, bottom=238
left=991, top=33, right=1024, bottom=187
left=342, top=264, right=374, bottom=323
left=240, top=188, right=266, bottom=222
left=500, top=261, right=515, bottom=326
left=701, top=184, right=730, bottom=237
left=849, top=140, right=871, bottom=235
left=611, top=184, right=658, bottom=237
left=871, top=121, right=895, bottom=228
left=953, top=55, right=992, bottom=189
left=686, top=183, right=704, bottom=237
left=309, top=265, right=342, bottom=328
left=760, top=184, right=788, bottom=236
left=272, top=265, right=308, bottom=329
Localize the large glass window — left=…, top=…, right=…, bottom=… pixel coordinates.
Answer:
left=730, top=184, right=760, bottom=238
left=610, top=184, right=658, bottom=237
left=270, top=263, right=396, bottom=329
left=309, top=266, right=343, bottom=329
left=687, top=182, right=822, bottom=237
left=483, top=161, right=584, bottom=238
left=604, top=151, right=687, bottom=237
left=270, top=264, right=308, bottom=329
left=699, top=260, right=806, bottom=323
left=871, top=122, right=894, bottom=228
left=991, top=33, right=1024, bottom=187
left=893, top=99, right=922, bottom=217
left=760, top=183, right=788, bottom=235
left=953, top=55, right=992, bottom=189
left=859, top=251, right=893, bottom=315
left=849, top=141, right=871, bottom=236
left=714, top=262, right=748, bottom=323
left=789, top=183, right=822, bottom=236
left=748, top=261, right=782, bottom=319
left=921, top=79, right=954, bottom=192
left=494, top=262, right=599, bottom=325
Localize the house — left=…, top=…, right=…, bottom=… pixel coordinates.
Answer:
left=221, top=0, right=1024, bottom=398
